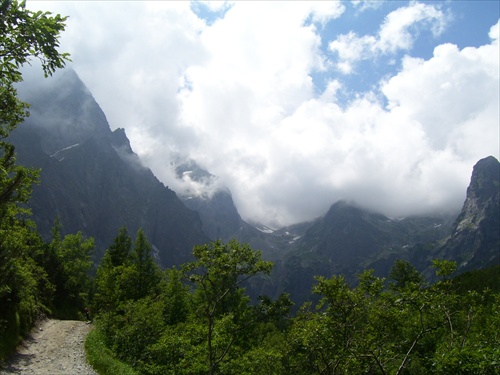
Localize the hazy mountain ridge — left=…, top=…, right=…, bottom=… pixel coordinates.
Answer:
left=263, top=156, right=498, bottom=305
left=174, top=158, right=304, bottom=261
left=164, top=154, right=498, bottom=307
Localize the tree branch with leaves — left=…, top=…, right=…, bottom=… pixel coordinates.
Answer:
left=183, top=239, right=273, bottom=375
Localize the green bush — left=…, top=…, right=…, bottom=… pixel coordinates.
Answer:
left=85, top=328, right=137, bottom=375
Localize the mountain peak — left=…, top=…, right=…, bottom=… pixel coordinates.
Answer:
left=110, top=128, right=134, bottom=154
left=17, top=68, right=111, bottom=155
left=443, top=156, right=500, bottom=270
left=466, top=156, right=500, bottom=205
left=455, top=156, right=499, bottom=231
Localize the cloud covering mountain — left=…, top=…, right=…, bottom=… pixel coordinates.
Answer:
left=26, top=1, right=499, bottom=226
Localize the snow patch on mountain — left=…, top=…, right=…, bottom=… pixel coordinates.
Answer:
left=50, top=143, right=80, bottom=161
left=255, top=225, right=275, bottom=234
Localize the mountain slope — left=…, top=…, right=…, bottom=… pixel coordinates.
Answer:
left=269, top=201, right=453, bottom=305
left=10, top=69, right=208, bottom=266
left=439, top=156, right=500, bottom=271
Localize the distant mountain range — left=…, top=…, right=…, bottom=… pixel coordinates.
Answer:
left=268, top=155, right=499, bottom=304
left=11, top=69, right=499, bottom=304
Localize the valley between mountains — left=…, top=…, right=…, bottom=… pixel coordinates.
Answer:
left=10, top=69, right=500, bottom=305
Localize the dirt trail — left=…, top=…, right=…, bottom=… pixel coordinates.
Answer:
left=0, top=319, right=97, bottom=375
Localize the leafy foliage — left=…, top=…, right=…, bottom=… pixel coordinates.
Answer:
left=284, top=264, right=499, bottom=374
left=389, top=259, right=423, bottom=291
left=85, top=328, right=138, bottom=375
left=93, top=227, right=162, bottom=314
left=1, top=0, right=70, bottom=213
left=0, top=0, right=70, bottom=359
left=46, top=222, right=94, bottom=317
left=89, top=236, right=500, bottom=375
left=183, top=239, right=273, bottom=374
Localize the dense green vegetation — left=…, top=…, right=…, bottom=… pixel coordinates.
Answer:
left=0, top=0, right=74, bottom=359
left=85, top=328, right=138, bottom=375
left=87, top=236, right=499, bottom=374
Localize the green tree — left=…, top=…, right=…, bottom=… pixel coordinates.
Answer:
left=144, top=320, right=207, bottom=375
left=0, top=0, right=69, bottom=357
left=254, top=293, right=293, bottom=332
left=59, top=233, right=94, bottom=299
left=0, top=217, right=52, bottom=357
left=94, top=228, right=161, bottom=315
left=432, top=259, right=457, bottom=280
left=129, top=228, right=161, bottom=300
left=107, top=226, right=132, bottom=267
left=286, top=270, right=433, bottom=374
left=0, top=0, right=70, bottom=82
left=292, top=274, right=367, bottom=374
left=428, top=261, right=499, bottom=374
left=47, top=224, right=94, bottom=318
left=162, top=267, right=191, bottom=326
left=183, top=239, right=273, bottom=375
left=0, top=0, right=70, bottom=215
left=111, top=297, right=166, bottom=367
left=389, top=259, right=423, bottom=291
left=94, top=227, right=133, bottom=312
left=90, top=253, right=500, bottom=374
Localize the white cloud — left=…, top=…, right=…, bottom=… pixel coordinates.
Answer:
left=307, top=1, right=346, bottom=26
left=489, top=19, right=500, bottom=42
left=377, top=2, right=446, bottom=53
left=176, top=2, right=339, bottom=159
left=382, top=39, right=499, bottom=155
left=199, top=1, right=233, bottom=13
left=209, top=17, right=498, bottom=225
left=328, top=32, right=377, bottom=73
left=329, top=2, right=447, bottom=73
left=24, top=2, right=500, bottom=227
left=351, top=0, right=385, bottom=13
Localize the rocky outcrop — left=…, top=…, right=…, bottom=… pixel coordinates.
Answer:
left=442, top=156, right=500, bottom=270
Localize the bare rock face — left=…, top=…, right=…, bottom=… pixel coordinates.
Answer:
left=444, top=156, right=500, bottom=271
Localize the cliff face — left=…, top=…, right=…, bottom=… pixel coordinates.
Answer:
left=442, top=156, right=500, bottom=270
left=11, top=69, right=209, bottom=266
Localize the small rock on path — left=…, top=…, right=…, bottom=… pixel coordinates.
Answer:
left=0, top=319, right=97, bottom=375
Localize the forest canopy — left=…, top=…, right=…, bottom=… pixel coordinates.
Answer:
left=89, top=232, right=500, bottom=375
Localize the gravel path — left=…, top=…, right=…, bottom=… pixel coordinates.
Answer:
left=0, top=319, right=97, bottom=375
